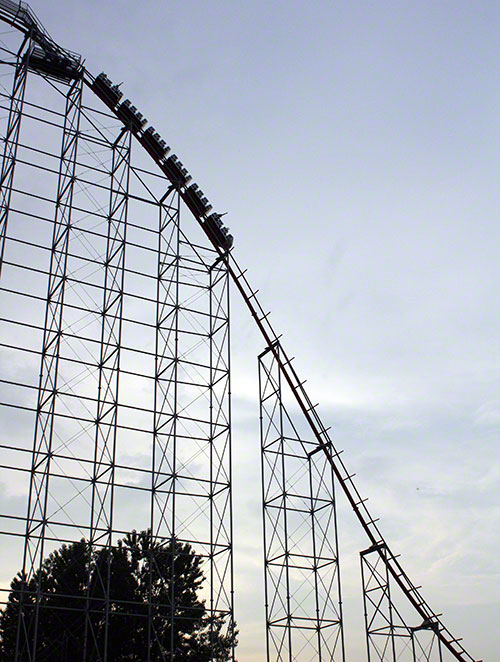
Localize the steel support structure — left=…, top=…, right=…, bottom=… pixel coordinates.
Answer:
left=149, top=188, right=234, bottom=661
left=0, top=34, right=29, bottom=277
left=208, top=251, right=234, bottom=658
left=411, top=623, right=443, bottom=662
left=361, top=544, right=444, bottom=662
left=259, top=341, right=344, bottom=662
left=83, top=126, right=131, bottom=660
left=0, top=5, right=483, bottom=662
left=0, top=29, right=234, bottom=661
left=16, top=72, right=83, bottom=661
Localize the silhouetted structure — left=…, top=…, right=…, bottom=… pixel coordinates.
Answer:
left=0, top=2, right=481, bottom=661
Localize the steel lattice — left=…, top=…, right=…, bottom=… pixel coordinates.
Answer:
left=0, top=27, right=234, bottom=662
left=259, top=342, right=344, bottom=662
left=0, top=4, right=482, bottom=662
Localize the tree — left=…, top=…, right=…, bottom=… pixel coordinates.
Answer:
left=0, top=531, right=236, bottom=661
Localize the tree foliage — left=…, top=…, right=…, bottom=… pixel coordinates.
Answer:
left=0, top=531, right=235, bottom=661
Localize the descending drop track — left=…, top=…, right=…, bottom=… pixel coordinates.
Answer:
left=0, top=2, right=481, bottom=661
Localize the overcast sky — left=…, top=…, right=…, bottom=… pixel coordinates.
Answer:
left=6, top=1, right=500, bottom=660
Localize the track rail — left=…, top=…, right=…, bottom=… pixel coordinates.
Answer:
left=0, top=4, right=481, bottom=661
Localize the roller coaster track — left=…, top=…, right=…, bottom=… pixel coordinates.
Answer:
left=0, top=3, right=481, bottom=661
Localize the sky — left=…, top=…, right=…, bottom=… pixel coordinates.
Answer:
left=2, top=1, right=499, bottom=660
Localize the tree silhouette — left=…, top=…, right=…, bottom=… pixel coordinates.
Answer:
left=0, top=531, right=235, bottom=661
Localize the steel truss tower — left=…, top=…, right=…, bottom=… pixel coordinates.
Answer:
left=0, top=4, right=483, bottom=662
left=0, top=25, right=233, bottom=662
left=259, top=342, right=344, bottom=662
left=361, top=545, right=443, bottom=662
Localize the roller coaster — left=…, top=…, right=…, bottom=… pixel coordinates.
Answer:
left=0, top=2, right=484, bottom=660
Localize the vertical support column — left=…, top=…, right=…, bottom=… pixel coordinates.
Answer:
left=84, top=127, right=131, bottom=660
left=0, top=36, right=29, bottom=278
left=16, top=75, right=83, bottom=662
left=259, top=345, right=292, bottom=662
left=149, top=188, right=181, bottom=661
left=411, top=623, right=444, bottom=662
left=259, top=342, right=344, bottom=662
left=361, top=544, right=445, bottom=662
left=149, top=202, right=234, bottom=661
left=360, top=543, right=412, bottom=662
left=208, top=256, right=234, bottom=660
